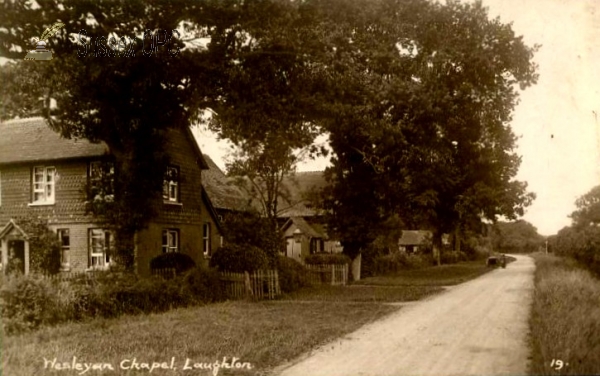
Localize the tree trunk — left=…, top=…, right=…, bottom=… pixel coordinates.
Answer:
left=343, top=243, right=362, bottom=281
left=432, top=232, right=442, bottom=266
left=351, top=253, right=362, bottom=281
left=454, top=228, right=461, bottom=253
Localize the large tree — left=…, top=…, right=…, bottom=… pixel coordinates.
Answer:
left=314, top=0, right=538, bottom=265
left=0, top=0, right=319, bottom=267
left=206, top=2, right=324, bottom=229
left=491, top=220, right=544, bottom=254
left=552, top=185, right=600, bottom=275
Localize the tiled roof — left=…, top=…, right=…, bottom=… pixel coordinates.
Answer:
left=0, top=117, right=109, bottom=164
left=201, top=154, right=252, bottom=211
left=282, top=216, right=328, bottom=239
left=398, top=230, right=432, bottom=246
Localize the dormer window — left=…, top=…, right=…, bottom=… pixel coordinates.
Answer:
left=31, top=166, right=55, bottom=205
left=163, top=166, right=179, bottom=203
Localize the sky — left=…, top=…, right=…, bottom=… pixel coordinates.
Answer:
left=193, top=0, right=600, bottom=236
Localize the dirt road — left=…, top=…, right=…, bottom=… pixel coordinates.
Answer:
left=275, top=254, right=535, bottom=376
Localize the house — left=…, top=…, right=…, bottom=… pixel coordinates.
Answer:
left=200, top=164, right=342, bottom=262
left=398, top=230, right=451, bottom=254
left=398, top=230, right=432, bottom=254
left=278, top=171, right=342, bottom=262
left=0, top=117, right=222, bottom=276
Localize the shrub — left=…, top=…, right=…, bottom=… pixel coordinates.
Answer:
left=221, top=211, right=285, bottom=265
left=150, top=253, right=196, bottom=275
left=441, top=251, right=468, bottom=264
left=210, top=244, right=269, bottom=272
left=276, top=256, right=310, bottom=293
left=1, top=271, right=203, bottom=334
left=305, top=253, right=351, bottom=265
left=405, top=254, right=435, bottom=268
left=361, top=244, right=388, bottom=278
left=11, top=216, right=62, bottom=275
left=112, top=277, right=191, bottom=315
left=370, top=253, right=435, bottom=275
left=372, top=253, right=408, bottom=275
left=184, top=266, right=225, bottom=303
left=0, top=275, right=63, bottom=334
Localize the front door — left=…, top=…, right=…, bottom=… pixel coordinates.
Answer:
left=7, top=240, right=25, bottom=274
left=286, top=238, right=301, bottom=261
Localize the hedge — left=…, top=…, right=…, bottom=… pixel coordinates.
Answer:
left=0, top=266, right=224, bottom=335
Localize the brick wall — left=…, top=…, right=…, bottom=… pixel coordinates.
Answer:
left=135, top=222, right=210, bottom=276
left=47, top=223, right=107, bottom=272
left=154, top=128, right=204, bottom=225
left=0, top=159, right=94, bottom=225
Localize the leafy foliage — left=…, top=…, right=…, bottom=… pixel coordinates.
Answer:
left=276, top=255, right=311, bottom=293
left=149, top=252, right=196, bottom=275
left=0, top=268, right=226, bottom=335
left=183, top=266, right=225, bottom=303
left=1, top=0, right=538, bottom=270
left=0, top=276, right=64, bottom=334
left=0, top=0, right=313, bottom=268
left=549, top=186, right=600, bottom=275
left=315, top=0, right=538, bottom=264
left=11, top=216, right=62, bottom=275
left=570, top=186, right=600, bottom=229
left=209, top=244, right=269, bottom=273
left=490, top=220, right=544, bottom=253
left=220, top=211, right=284, bottom=265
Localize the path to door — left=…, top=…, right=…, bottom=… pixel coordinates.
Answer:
left=275, top=254, right=535, bottom=376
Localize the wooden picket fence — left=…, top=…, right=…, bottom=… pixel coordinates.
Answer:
left=305, top=264, right=348, bottom=286
left=151, top=267, right=177, bottom=280
left=219, top=269, right=281, bottom=300
left=41, top=270, right=105, bottom=282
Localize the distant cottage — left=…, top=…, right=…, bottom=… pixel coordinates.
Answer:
left=278, top=172, right=343, bottom=261
left=0, top=117, right=222, bottom=276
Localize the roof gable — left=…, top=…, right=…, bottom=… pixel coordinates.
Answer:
left=0, top=219, right=29, bottom=240
left=0, top=117, right=109, bottom=165
left=182, top=127, right=209, bottom=170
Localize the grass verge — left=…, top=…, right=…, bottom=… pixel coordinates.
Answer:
left=529, top=253, right=600, bottom=375
left=282, top=284, right=442, bottom=302
left=355, top=259, right=494, bottom=286
left=2, top=300, right=398, bottom=376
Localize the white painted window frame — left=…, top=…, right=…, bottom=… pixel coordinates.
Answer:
left=162, top=229, right=179, bottom=253
left=31, top=166, right=55, bottom=205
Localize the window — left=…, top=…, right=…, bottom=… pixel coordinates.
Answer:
left=162, top=229, right=179, bottom=253
left=89, top=229, right=113, bottom=268
left=203, top=223, right=211, bottom=256
left=32, top=166, right=55, bottom=204
left=57, top=229, right=70, bottom=270
left=89, top=161, right=115, bottom=201
left=163, top=166, right=179, bottom=202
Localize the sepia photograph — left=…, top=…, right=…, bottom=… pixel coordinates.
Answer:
left=0, top=0, right=598, bottom=375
